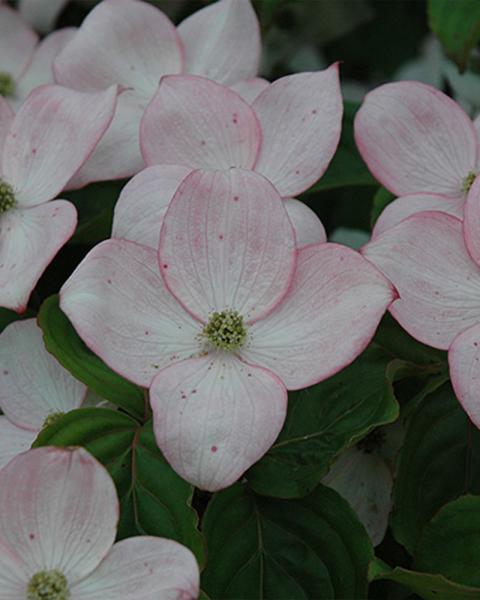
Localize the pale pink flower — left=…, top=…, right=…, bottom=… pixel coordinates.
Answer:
left=61, top=168, right=395, bottom=491
left=0, top=319, right=88, bottom=468
left=362, top=176, right=480, bottom=429
left=354, top=81, right=480, bottom=237
left=53, top=0, right=263, bottom=187
left=0, top=446, right=200, bottom=599
left=0, top=83, right=117, bottom=312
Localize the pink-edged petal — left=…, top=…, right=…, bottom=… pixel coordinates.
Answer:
left=54, top=0, right=182, bottom=95
left=252, top=65, right=343, bottom=197
left=372, top=193, right=465, bottom=239
left=14, top=28, right=76, bottom=106
left=284, top=198, right=326, bottom=247
left=141, top=75, right=261, bottom=170
left=449, top=322, right=480, bottom=428
left=463, top=175, right=480, bottom=267
left=60, top=239, right=201, bottom=388
left=0, top=417, right=36, bottom=470
left=178, top=0, right=260, bottom=85
left=0, top=541, right=27, bottom=599
left=354, top=81, right=478, bottom=197
left=66, top=90, right=146, bottom=189
left=231, top=77, right=270, bottom=104
left=241, top=243, right=395, bottom=389
left=0, top=319, right=86, bottom=430
left=475, top=114, right=480, bottom=143
left=3, top=85, right=117, bottom=206
left=112, top=165, right=192, bottom=248
left=0, top=96, right=14, bottom=163
left=19, top=0, right=69, bottom=33
left=0, top=446, right=118, bottom=582
left=159, top=168, right=296, bottom=323
left=150, top=354, right=287, bottom=491
left=0, top=201, right=76, bottom=313
left=71, top=537, right=199, bottom=600
left=0, top=3, right=37, bottom=80
left=363, top=211, right=480, bottom=350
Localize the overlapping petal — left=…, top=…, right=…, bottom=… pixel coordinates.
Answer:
left=449, top=323, right=480, bottom=429
left=60, top=239, right=200, bottom=387
left=0, top=319, right=86, bottom=430
left=284, top=198, right=327, bottom=247
left=0, top=417, right=36, bottom=470
left=354, top=81, right=478, bottom=197
left=159, top=168, right=296, bottom=322
left=150, top=354, right=287, bottom=491
left=141, top=75, right=261, bottom=170
left=230, top=77, right=269, bottom=104
left=363, top=212, right=480, bottom=349
left=0, top=201, right=77, bottom=312
left=241, top=243, right=395, bottom=389
left=0, top=3, right=37, bottom=80
left=463, top=175, right=480, bottom=267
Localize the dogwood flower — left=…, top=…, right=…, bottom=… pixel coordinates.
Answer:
left=53, top=0, right=262, bottom=187
left=0, top=83, right=116, bottom=312
left=354, top=81, right=480, bottom=237
left=0, top=319, right=88, bottom=468
left=0, top=3, right=75, bottom=109
left=363, top=176, right=480, bottom=429
left=19, top=0, right=70, bottom=33
left=0, top=445, right=200, bottom=599
left=61, top=168, right=394, bottom=491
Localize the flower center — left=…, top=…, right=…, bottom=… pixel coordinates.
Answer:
left=0, top=179, right=16, bottom=214
left=202, top=310, right=247, bottom=351
left=27, top=570, right=69, bottom=600
left=0, top=71, right=14, bottom=97
left=42, top=412, right=66, bottom=430
left=462, top=171, right=477, bottom=193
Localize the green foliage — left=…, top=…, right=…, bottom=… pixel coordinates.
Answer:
left=370, top=187, right=395, bottom=228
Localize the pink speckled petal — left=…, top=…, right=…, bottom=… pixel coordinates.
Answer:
left=60, top=239, right=200, bottom=388
left=19, top=0, right=68, bottom=33
left=241, top=243, right=395, bottom=389
left=253, top=65, right=343, bottom=197
left=0, top=3, right=37, bottom=79
left=0, top=201, right=76, bottom=313
left=449, top=322, right=480, bottom=428
left=141, top=75, right=261, bottom=170
left=463, top=175, right=480, bottom=267
left=284, top=198, right=326, bottom=247
left=354, top=81, right=478, bottom=197
left=159, top=168, right=296, bottom=323
left=71, top=537, right=199, bottom=600
left=0, top=447, right=118, bottom=582
left=230, top=77, right=269, bottom=104
left=150, top=354, right=287, bottom=491
left=363, top=211, right=480, bottom=350
left=0, top=417, right=36, bottom=470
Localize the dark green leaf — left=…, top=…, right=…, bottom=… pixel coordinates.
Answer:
left=202, top=483, right=373, bottom=599
left=0, top=308, right=22, bottom=333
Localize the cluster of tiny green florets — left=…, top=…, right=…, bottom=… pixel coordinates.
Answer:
left=461, top=171, right=477, bottom=193
left=27, top=570, right=69, bottom=600
left=0, top=179, right=16, bottom=214
left=202, top=310, right=247, bottom=351
left=0, top=71, right=14, bottom=97
left=42, top=412, right=66, bottom=430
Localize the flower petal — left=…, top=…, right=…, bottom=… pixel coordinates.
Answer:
left=178, top=0, right=260, bottom=85
left=0, top=417, right=36, bottom=470
left=61, top=239, right=200, bottom=388
left=19, top=0, right=68, bottom=33
left=363, top=211, right=480, bottom=349
left=252, top=65, right=343, bottom=197
left=241, top=243, right=395, bottom=389
left=70, top=537, right=199, bottom=600
left=284, top=198, right=326, bottom=247
left=354, top=81, right=478, bottom=197
left=54, top=0, right=182, bottom=95
left=150, top=355, right=287, bottom=491
left=0, top=201, right=76, bottom=312
left=140, top=75, right=261, bottom=170
left=463, top=175, right=480, bottom=267
left=0, top=319, right=86, bottom=430
left=0, top=96, right=14, bottom=164
left=3, top=85, right=117, bottom=206
left=159, top=168, right=296, bottom=322
left=0, top=3, right=37, bottom=80
left=0, top=446, right=118, bottom=582
left=230, top=77, right=269, bottom=104
left=372, top=193, right=465, bottom=239
left=112, top=164, right=192, bottom=248
left=449, top=322, right=480, bottom=428
left=0, top=540, right=27, bottom=599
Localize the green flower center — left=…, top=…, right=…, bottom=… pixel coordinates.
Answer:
left=42, top=412, right=66, bottom=430
left=0, top=179, right=16, bottom=214
left=462, top=171, right=477, bottom=193
left=27, top=570, right=69, bottom=600
left=0, top=71, right=14, bottom=97
left=203, top=310, right=247, bottom=351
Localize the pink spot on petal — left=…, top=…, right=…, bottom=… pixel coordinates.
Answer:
left=211, top=446, right=217, bottom=453
left=233, top=195, right=239, bottom=202
left=29, top=533, right=35, bottom=540
left=219, top=234, right=224, bottom=240
left=163, top=264, right=168, bottom=269
left=3, top=370, right=8, bottom=375
left=107, top=279, right=112, bottom=284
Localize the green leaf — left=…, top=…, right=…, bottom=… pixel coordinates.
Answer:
left=369, top=558, right=480, bottom=599
left=0, top=308, right=22, bottom=333
left=391, top=383, right=480, bottom=554
left=33, top=408, right=205, bottom=565
left=38, top=295, right=144, bottom=419
left=202, top=483, right=373, bottom=599
left=247, top=346, right=399, bottom=498
left=415, top=495, right=480, bottom=587
left=428, top=0, right=480, bottom=71
left=370, top=187, right=394, bottom=228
